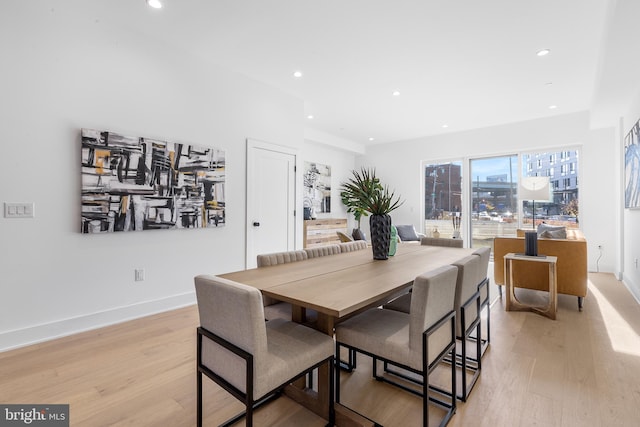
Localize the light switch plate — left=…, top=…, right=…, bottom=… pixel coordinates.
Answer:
left=4, top=202, right=35, bottom=218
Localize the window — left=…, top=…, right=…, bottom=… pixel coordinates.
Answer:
left=522, top=148, right=579, bottom=229
left=470, top=155, right=518, bottom=247
left=422, top=147, right=579, bottom=252
left=423, top=161, right=463, bottom=239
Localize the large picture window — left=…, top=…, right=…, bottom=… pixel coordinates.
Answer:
left=422, top=147, right=580, bottom=251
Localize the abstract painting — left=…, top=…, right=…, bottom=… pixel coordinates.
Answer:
left=303, top=161, right=331, bottom=215
left=81, top=129, right=225, bottom=233
left=625, top=119, right=640, bottom=208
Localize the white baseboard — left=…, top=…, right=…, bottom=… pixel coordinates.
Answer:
left=0, top=292, right=196, bottom=353
left=622, top=274, right=640, bottom=305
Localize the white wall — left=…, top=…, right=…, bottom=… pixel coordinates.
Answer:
left=0, top=3, right=308, bottom=350
left=358, top=112, right=618, bottom=273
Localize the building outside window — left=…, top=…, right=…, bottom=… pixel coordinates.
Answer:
left=522, top=149, right=579, bottom=228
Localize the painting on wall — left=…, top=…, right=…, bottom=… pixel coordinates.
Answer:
left=81, top=129, right=225, bottom=233
left=625, top=119, right=640, bottom=208
left=303, top=161, right=331, bottom=218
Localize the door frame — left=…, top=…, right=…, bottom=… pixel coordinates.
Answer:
left=246, top=138, right=299, bottom=269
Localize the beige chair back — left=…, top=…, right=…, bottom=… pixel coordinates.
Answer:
left=472, top=246, right=490, bottom=285
left=409, top=265, right=458, bottom=363
left=339, top=241, right=368, bottom=252
left=257, top=250, right=308, bottom=306
left=257, top=250, right=308, bottom=267
left=452, top=255, right=481, bottom=337
left=194, top=275, right=267, bottom=394
left=304, top=244, right=341, bottom=259
left=421, top=237, right=463, bottom=248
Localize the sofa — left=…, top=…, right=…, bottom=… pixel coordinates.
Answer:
left=493, top=228, right=587, bottom=311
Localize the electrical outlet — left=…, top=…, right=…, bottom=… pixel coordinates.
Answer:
left=4, top=202, right=35, bottom=218
left=135, top=269, right=145, bottom=282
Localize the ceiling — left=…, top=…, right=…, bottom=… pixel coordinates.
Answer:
left=71, top=0, right=632, bottom=145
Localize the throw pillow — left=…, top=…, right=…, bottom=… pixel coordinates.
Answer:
left=540, top=229, right=567, bottom=239
left=396, top=224, right=420, bottom=241
left=537, top=224, right=567, bottom=239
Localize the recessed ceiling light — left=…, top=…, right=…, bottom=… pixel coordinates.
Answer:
left=442, top=124, right=449, bottom=128
left=537, top=49, right=551, bottom=57
left=549, top=105, right=558, bottom=109
left=146, top=0, right=162, bottom=9
left=392, top=90, right=400, bottom=96
left=293, top=71, right=303, bottom=78
left=368, top=137, right=375, bottom=141
left=307, top=115, right=314, bottom=119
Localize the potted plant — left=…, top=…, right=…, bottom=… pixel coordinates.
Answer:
left=340, top=168, right=403, bottom=259
left=340, top=168, right=373, bottom=240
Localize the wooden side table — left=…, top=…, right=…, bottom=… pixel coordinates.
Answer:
left=504, top=252, right=558, bottom=320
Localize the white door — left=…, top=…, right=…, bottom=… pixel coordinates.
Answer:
left=246, top=139, right=297, bottom=269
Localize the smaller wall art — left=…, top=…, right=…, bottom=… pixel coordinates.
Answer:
left=303, top=161, right=331, bottom=217
left=625, top=119, right=640, bottom=208
left=81, top=129, right=225, bottom=233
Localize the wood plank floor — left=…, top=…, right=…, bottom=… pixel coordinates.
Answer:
left=1, top=273, right=639, bottom=426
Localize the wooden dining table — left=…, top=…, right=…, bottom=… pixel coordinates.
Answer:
left=220, top=243, right=475, bottom=426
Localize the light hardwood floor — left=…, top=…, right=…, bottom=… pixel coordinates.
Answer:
left=1, top=273, right=639, bottom=426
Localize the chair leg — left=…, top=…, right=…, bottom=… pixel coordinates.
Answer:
left=245, top=371, right=254, bottom=427
left=197, top=370, right=203, bottom=427
left=486, top=302, right=491, bottom=345
left=307, top=371, right=314, bottom=389
left=460, top=335, right=468, bottom=402
left=335, top=343, right=342, bottom=404
left=423, top=368, right=429, bottom=427
left=578, top=296, right=583, bottom=311
left=329, top=356, right=335, bottom=426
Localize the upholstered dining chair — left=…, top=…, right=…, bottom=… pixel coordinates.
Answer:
left=472, top=247, right=491, bottom=357
left=421, top=237, right=464, bottom=248
left=256, top=250, right=308, bottom=321
left=339, top=240, right=368, bottom=252
left=304, top=244, right=341, bottom=259
left=256, top=249, right=307, bottom=267
left=449, top=255, right=482, bottom=400
left=335, top=265, right=458, bottom=427
left=194, top=275, right=335, bottom=427
left=383, top=255, right=482, bottom=401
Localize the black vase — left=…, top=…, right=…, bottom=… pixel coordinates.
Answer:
left=370, top=214, right=392, bottom=260
left=525, top=231, right=538, bottom=256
